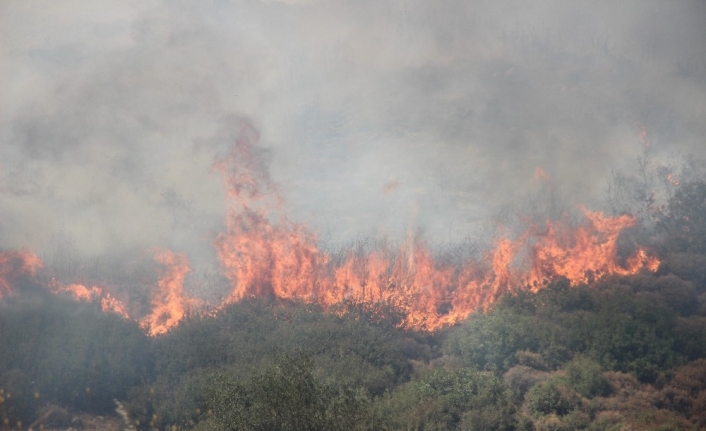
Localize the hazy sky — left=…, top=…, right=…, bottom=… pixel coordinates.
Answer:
left=1, top=0, right=705, bottom=265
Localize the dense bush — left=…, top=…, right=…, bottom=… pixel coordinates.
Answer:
left=123, top=299, right=429, bottom=429
left=0, top=293, right=152, bottom=421
left=206, top=352, right=372, bottom=431
left=444, top=275, right=697, bottom=382
left=656, top=180, right=706, bottom=255
left=377, top=367, right=522, bottom=431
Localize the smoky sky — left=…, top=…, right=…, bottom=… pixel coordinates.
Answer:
left=1, top=0, right=705, bottom=267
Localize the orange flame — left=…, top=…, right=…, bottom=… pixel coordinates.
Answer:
left=211, top=124, right=660, bottom=331
left=140, top=249, right=200, bottom=336
left=100, top=294, right=131, bottom=319
left=48, top=282, right=131, bottom=319
left=524, top=208, right=658, bottom=288
left=0, top=124, right=662, bottom=334
left=0, top=250, right=43, bottom=298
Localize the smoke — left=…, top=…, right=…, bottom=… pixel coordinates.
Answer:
left=1, top=0, right=705, bottom=273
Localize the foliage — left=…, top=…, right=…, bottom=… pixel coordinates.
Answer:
left=443, top=275, right=698, bottom=382
left=656, top=180, right=706, bottom=255
left=563, top=356, right=611, bottom=399
left=0, top=293, right=152, bottom=420
left=378, top=367, right=520, bottom=431
left=526, top=379, right=580, bottom=418
left=206, top=352, right=371, bottom=431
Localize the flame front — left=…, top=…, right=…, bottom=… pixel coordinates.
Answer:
left=212, top=124, right=660, bottom=331
left=0, top=125, right=662, bottom=334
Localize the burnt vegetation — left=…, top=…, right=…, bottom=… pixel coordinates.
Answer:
left=2, top=177, right=706, bottom=431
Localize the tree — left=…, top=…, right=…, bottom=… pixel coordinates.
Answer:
left=656, top=180, right=706, bottom=255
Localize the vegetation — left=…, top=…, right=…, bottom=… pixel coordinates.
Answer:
left=2, top=178, right=706, bottom=430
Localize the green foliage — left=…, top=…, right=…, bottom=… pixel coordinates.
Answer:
left=658, top=253, right=706, bottom=290
left=443, top=306, right=546, bottom=372
left=656, top=180, right=706, bottom=255
left=150, top=299, right=420, bottom=395
left=444, top=276, right=695, bottom=381
left=123, top=299, right=424, bottom=429
left=379, top=367, right=519, bottom=431
left=526, top=380, right=580, bottom=418
left=563, top=356, right=611, bottom=399
left=206, top=352, right=371, bottom=431
left=0, top=294, right=152, bottom=417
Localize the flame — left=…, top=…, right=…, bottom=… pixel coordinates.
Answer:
left=0, top=250, right=43, bottom=298
left=0, top=124, right=662, bottom=334
left=213, top=122, right=327, bottom=304
left=140, top=249, right=200, bottom=336
left=524, top=208, right=657, bottom=288
left=666, top=173, right=679, bottom=187
left=55, top=283, right=102, bottom=301
left=48, top=282, right=130, bottom=319
left=211, top=124, right=660, bottom=331
left=100, top=295, right=131, bottom=319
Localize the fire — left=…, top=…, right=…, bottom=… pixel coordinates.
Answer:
left=213, top=122, right=327, bottom=304
left=100, top=295, right=131, bottom=319
left=140, top=249, right=200, bottom=336
left=0, top=250, right=43, bottom=298
left=210, top=123, right=660, bottom=331
left=54, top=283, right=102, bottom=301
left=523, top=208, right=659, bottom=288
left=666, top=173, right=679, bottom=187
left=49, top=282, right=130, bottom=319
left=0, top=124, right=662, bottom=334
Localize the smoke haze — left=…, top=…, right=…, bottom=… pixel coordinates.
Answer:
left=2, top=0, right=705, bottom=269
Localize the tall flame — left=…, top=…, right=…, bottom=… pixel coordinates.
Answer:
left=213, top=123, right=326, bottom=303
left=140, top=249, right=200, bottom=336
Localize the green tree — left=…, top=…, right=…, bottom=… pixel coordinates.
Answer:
left=656, top=180, right=706, bottom=255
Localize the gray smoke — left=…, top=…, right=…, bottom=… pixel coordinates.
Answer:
left=1, top=0, right=705, bottom=272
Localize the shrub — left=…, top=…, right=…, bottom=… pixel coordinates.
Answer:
left=379, top=367, right=518, bottom=431
left=526, top=380, right=580, bottom=418
left=206, top=352, right=371, bottom=431
left=564, top=356, right=612, bottom=398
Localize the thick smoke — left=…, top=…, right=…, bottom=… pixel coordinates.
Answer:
left=1, top=0, right=705, bottom=278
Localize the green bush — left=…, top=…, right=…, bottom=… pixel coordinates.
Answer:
left=379, top=367, right=518, bottom=431
left=0, top=295, right=152, bottom=414
left=564, top=356, right=611, bottom=398
left=526, top=380, right=580, bottom=418
left=206, top=352, right=371, bottom=431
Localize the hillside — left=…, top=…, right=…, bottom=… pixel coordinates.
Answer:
left=1, top=179, right=706, bottom=431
